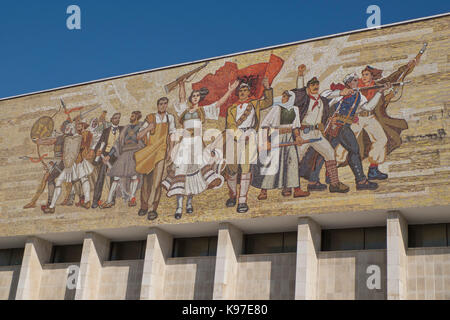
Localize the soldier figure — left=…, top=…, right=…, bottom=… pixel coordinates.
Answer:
left=224, top=77, right=273, bottom=213
left=24, top=120, right=70, bottom=210
left=42, top=120, right=94, bottom=213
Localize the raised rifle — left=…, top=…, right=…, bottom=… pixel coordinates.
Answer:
left=164, top=62, right=209, bottom=94
left=355, top=80, right=411, bottom=92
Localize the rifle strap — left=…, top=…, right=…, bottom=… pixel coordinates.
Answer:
left=236, top=102, right=255, bottom=127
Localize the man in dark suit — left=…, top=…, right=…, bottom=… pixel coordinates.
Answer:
left=91, top=113, right=123, bottom=208
left=290, top=65, right=350, bottom=193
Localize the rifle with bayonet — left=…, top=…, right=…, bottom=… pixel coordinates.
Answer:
left=355, top=80, right=411, bottom=92
left=164, top=62, right=209, bottom=94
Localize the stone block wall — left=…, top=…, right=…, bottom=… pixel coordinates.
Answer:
left=235, top=253, right=296, bottom=300
left=406, top=247, right=450, bottom=299
left=97, top=260, right=144, bottom=300
left=38, top=263, right=78, bottom=300
left=317, top=250, right=387, bottom=300
left=163, top=256, right=216, bottom=300
left=0, top=266, right=20, bottom=300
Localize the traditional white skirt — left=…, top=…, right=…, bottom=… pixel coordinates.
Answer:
left=60, top=160, right=94, bottom=182
left=162, top=136, right=224, bottom=197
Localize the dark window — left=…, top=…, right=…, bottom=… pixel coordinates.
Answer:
left=321, top=227, right=386, bottom=251
left=448, top=224, right=450, bottom=247
left=408, top=224, right=449, bottom=248
left=0, top=248, right=24, bottom=266
left=50, top=245, right=83, bottom=263
left=109, top=241, right=146, bottom=261
left=364, top=227, right=387, bottom=250
left=322, top=228, right=364, bottom=251
left=243, top=232, right=297, bottom=254
left=283, top=232, right=298, bottom=253
left=172, top=237, right=218, bottom=258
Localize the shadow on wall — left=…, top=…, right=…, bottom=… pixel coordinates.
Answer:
left=317, top=250, right=387, bottom=300
left=165, top=257, right=216, bottom=300
left=3, top=266, right=20, bottom=300
left=125, top=261, right=144, bottom=300
left=236, top=253, right=296, bottom=300
left=354, top=251, right=387, bottom=300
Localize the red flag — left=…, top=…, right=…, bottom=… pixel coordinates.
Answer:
left=192, top=54, right=284, bottom=117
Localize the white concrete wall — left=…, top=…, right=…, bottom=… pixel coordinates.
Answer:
left=15, top=237, right=52, bottom=300
left=75, top=232, right=110, bottom=300
left=0, top=266, right=20, bottom=300
left=406, top=247, right=450, bottom=299
left=295, top=217, right=321, bottom=300
left=213, top=223, right=243, bottom=300
left=235, top=253, right=296, bottom=300
left=140, top=228, right=173, bottom=300
left=39, top=263, right=78, bottom=300
left=4, top=213, right=450, bottom=300
left=98, top=260, right=144, bottom=300
left=317, top=250, right=387, bottom=300
left=164, top=256, right=216, bottom=300
left=387, top=211, right=408, bottom=300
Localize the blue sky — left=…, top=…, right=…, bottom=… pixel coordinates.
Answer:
left=0, top=0, right=448, bottom=98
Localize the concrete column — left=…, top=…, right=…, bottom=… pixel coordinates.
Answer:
left=295, top=217, right=321, bottom=300
left=213, top=222, right=243, bottom=300
left=15, top=237, right=52, bottom=300
left=387, top=210, right=408, bottom=300
left=140, top=228, right=173, bottom=300
left=75, top=232, right=110, bottom=300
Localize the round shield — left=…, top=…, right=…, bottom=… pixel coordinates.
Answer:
left=31, top=116, right=54, bottom=140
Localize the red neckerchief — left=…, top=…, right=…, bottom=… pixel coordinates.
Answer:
left=237, top=98, right=254, bottom=109
left=308, top=94, right=320, bottom=110
left=358, top=79, right=377, bottom=101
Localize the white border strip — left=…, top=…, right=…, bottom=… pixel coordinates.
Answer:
left=1, top=12, right=448, bottom=102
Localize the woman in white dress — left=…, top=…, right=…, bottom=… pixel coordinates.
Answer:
left=162, top=79, right=238, bottom=219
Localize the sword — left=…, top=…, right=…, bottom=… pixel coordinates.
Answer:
left=79, top=104, right=102, bottom=120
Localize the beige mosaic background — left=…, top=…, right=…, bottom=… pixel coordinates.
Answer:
left=0, top=15, right=449, bottom=237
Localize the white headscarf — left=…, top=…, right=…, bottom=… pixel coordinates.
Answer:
left=343, top=73, right=358, bottom=85
left=272, top=90, right=296, bottom=110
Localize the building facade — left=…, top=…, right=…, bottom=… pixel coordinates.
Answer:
left=0, top=13, right=449, bottom=300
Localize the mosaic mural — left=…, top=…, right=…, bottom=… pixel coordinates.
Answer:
left=0, top=15, right=449, bottom=237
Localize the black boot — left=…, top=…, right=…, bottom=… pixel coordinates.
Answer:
left=356, top=179, right=378, bottom=190
left=237, top=203, right=249, bottom=213
left=138, top=208, right=148, bottom=216
left=226, top=197, right=236, bottom=207
left=368, top=166, right=388, bottom=180
left=307, top=181, right=327, bottom=191
left=148, top=211, right=158, bottom=221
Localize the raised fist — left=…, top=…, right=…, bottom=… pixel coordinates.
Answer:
left=298, top=64, right=306, bottom=76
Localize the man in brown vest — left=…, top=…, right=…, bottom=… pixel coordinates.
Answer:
left=136, top=97, right=176, bottom=220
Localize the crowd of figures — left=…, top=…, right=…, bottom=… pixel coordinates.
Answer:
left=24, top=58, right=420, bottom=221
